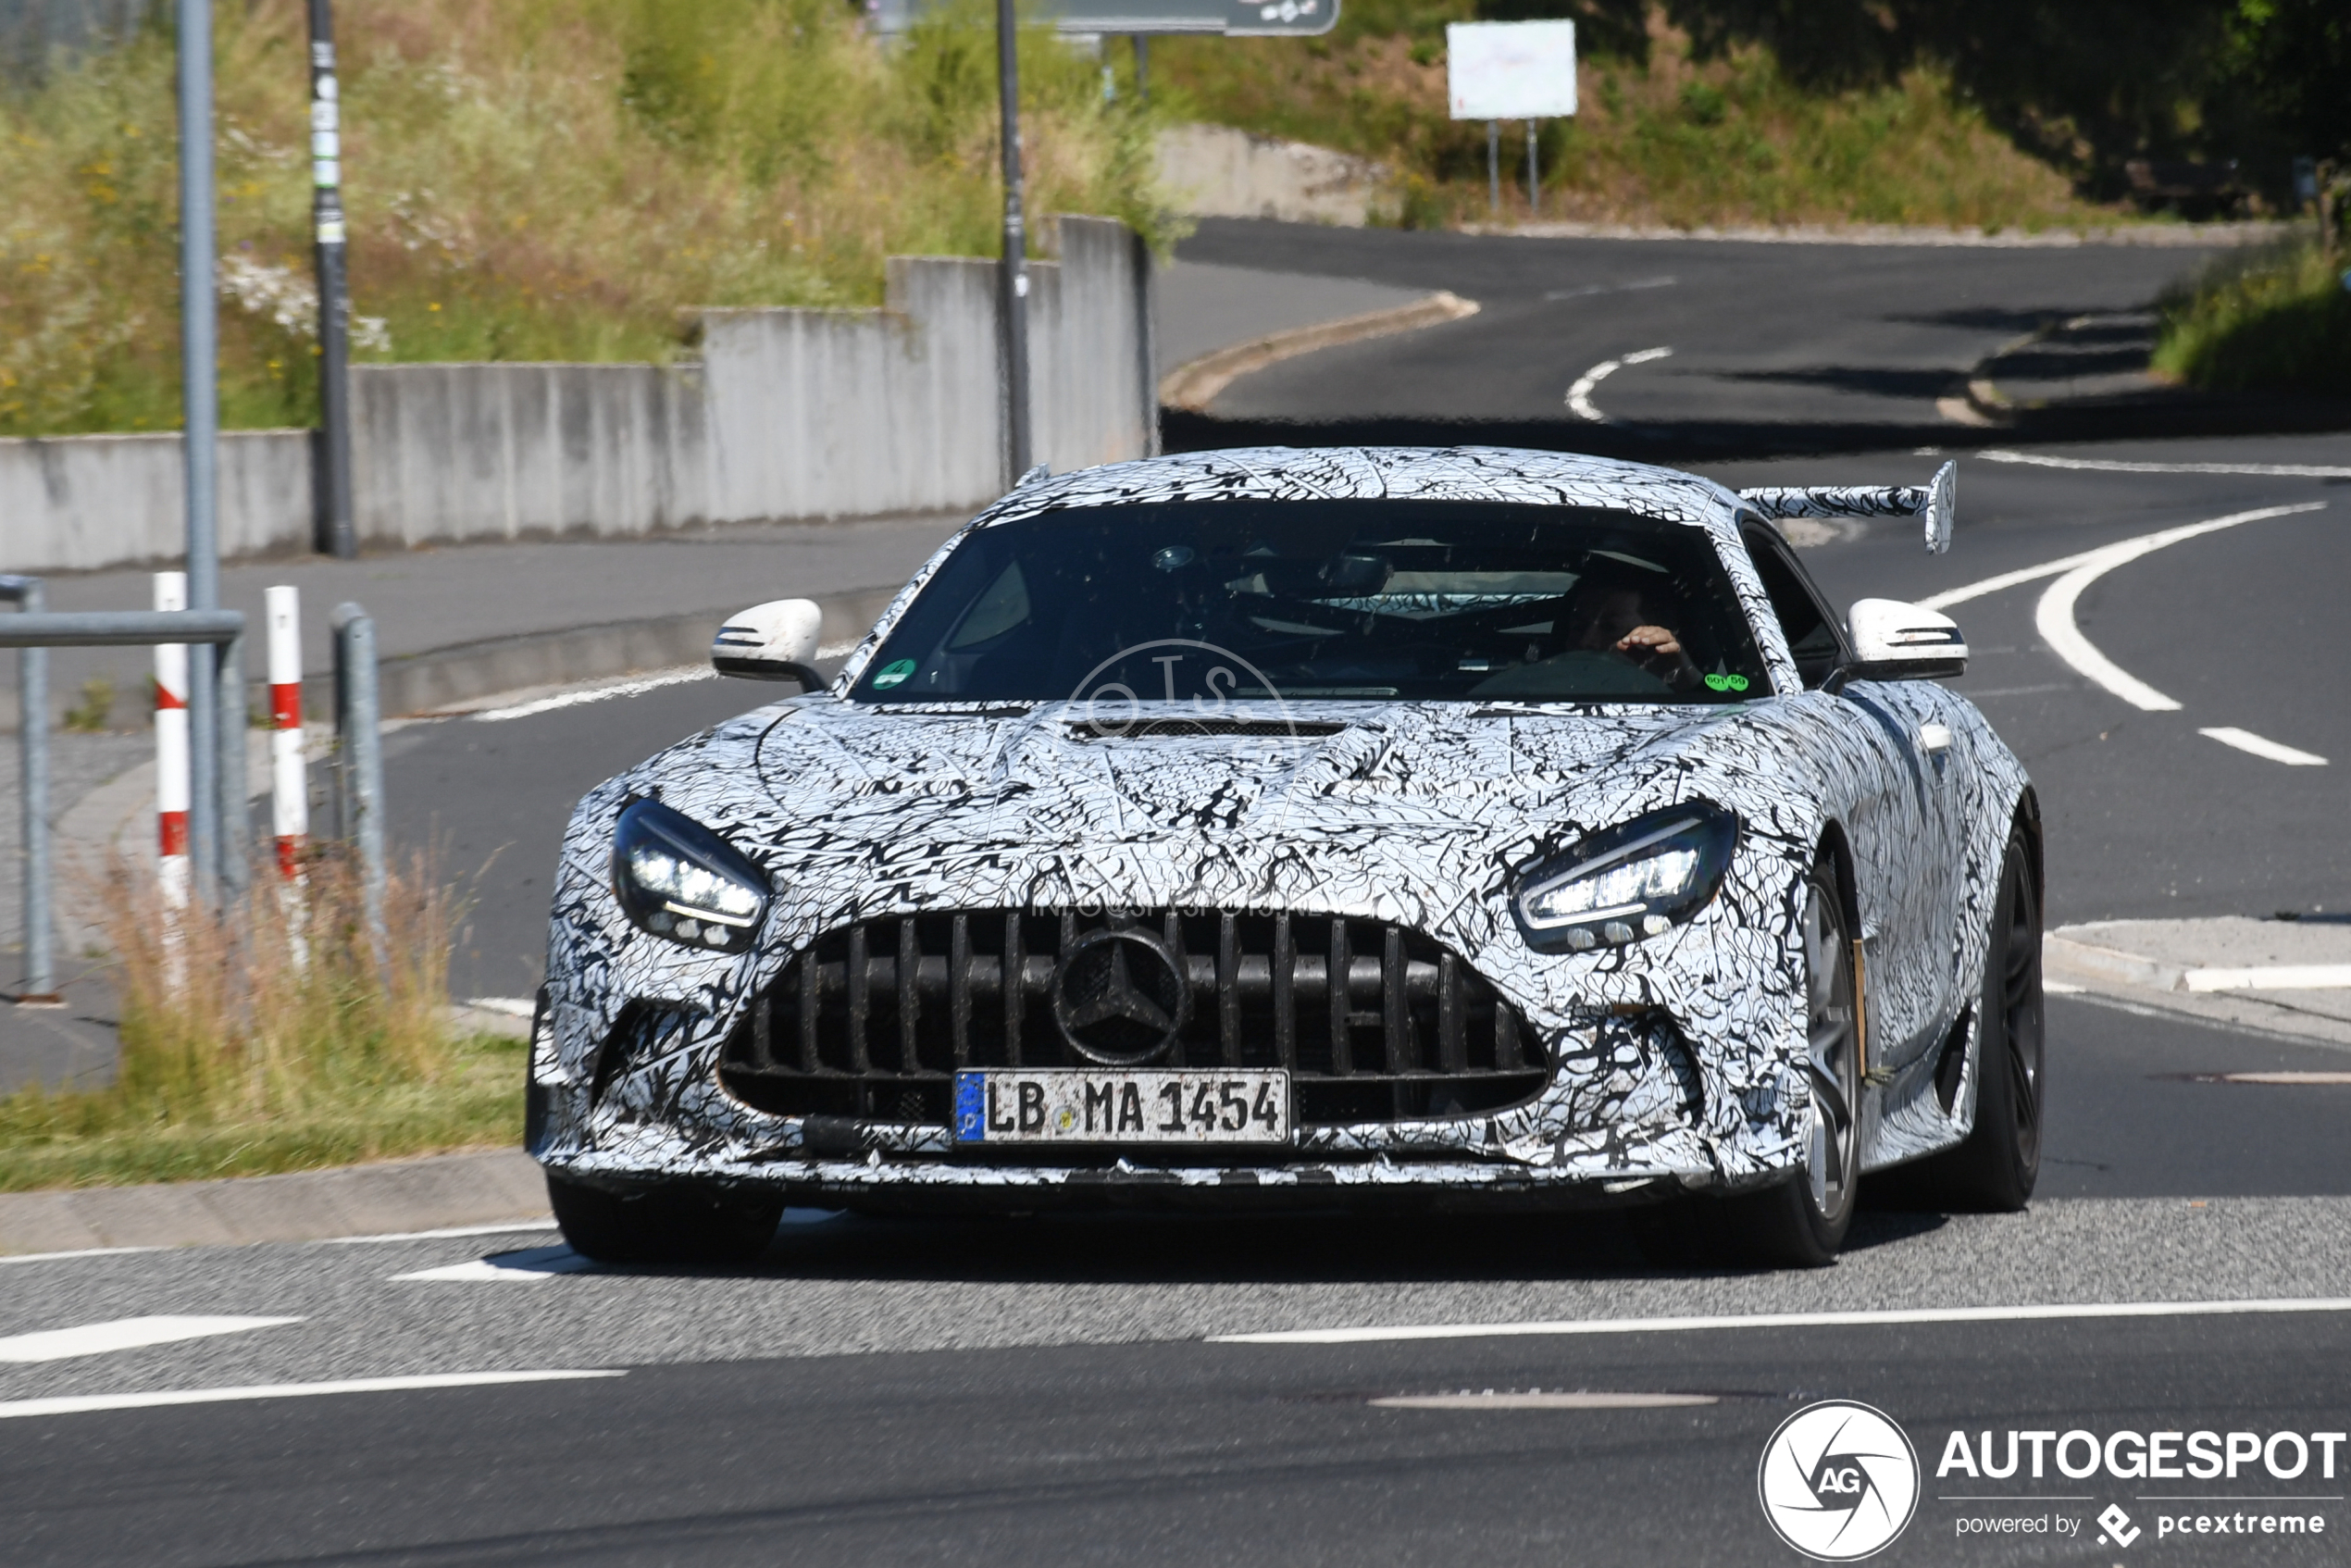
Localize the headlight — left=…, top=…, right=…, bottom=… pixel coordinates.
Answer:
left=611, top=800, right=770, bottom=951
left=1510, top=803, right=1738, bottom=953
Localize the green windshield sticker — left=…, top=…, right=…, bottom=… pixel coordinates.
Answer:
left=871, top=658, right=918, bottom=691
left=1704, top=672, right=1751, bottom=693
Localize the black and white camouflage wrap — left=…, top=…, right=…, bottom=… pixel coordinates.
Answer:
left=530, top=447, right=2030, bottom=1204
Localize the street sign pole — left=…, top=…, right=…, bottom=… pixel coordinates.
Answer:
left=1526, top=120, right=1537, bottom=213
left=177, top=0, right=221, bottom=895
left=1486, top=121, right=1499, bottom=212
left=307, top=0, right=357, bottom=560
left=996, top=0, right=1033, bottom=482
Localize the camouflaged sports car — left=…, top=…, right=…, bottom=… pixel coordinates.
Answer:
left=528, top=446, right=2045, bottom=1267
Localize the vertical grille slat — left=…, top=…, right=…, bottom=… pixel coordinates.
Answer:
left=846, top=924, right=870, bottom=1073
left=1382, top=927, right=1409, bottom=1075
left=724, top=907, right=1543, bottom=1127
left=1003, top=911, right=1025, bottom=1068
left=1437, top=952, right=1464, bottom=1075
left=950, top=914, right=973, bottom=1067
left=1327, top=918, right=1353, bottom=1076
left=1218, top=913, right=1241, bottom=1065
left=797, top=948, right=822, bottom=1073
left=896, top=916, right=921, bottom=1073
left=1273, top=914, right=1297, bottom=1071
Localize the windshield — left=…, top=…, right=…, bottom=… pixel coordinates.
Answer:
left=851, top=500, right=1770, bottom=705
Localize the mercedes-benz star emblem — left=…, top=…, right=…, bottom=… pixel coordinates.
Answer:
left=1050, top=926, right=1190, bottom=1065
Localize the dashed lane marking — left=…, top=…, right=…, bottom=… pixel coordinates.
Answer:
left=0, top=1316, right=300, bottom=1364
left=0, top=1370, right=626, bottom=1421
left=1567, top=346, right=1672, bottom=421
left=2198, top=727, right=2328, bottom=767
left=1212, top=1296, right=2351, bottom=1346
left=1980, top=450, right=2351, bottom=479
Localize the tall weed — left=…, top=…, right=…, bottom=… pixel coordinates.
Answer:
left=0, top=850, right=518, bottom=1190
left=0, top=0, right=1176, bottom=436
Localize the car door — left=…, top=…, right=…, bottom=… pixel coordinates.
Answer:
left=1740, top=524, right=1962, bottom=1076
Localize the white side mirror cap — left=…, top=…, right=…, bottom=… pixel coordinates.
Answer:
left=714, top=599, right=825, bottom=689
left=1847, top=598, right=1967, bottom=679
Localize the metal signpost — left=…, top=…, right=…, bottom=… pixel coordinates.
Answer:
left=996, top=0, right=1034, bottom=481
left=877, top=0, right=1335, bottom=484
left=1446, top=19, right=1575, bottom=218
left=177, top=0, right=225, bottom=897
left=307, top=0, right=357, bottom=560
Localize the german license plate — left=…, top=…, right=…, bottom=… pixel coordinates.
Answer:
left=952, top=1069, right=1290, bottom=1145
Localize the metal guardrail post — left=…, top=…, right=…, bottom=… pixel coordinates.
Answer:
left=0, top=609, right=247, bottom=983
left=0, top=577, right=54, bottom=1002
left=216, top=628, right=250, bottom=892
left=331, top=603, right=385, bottom=945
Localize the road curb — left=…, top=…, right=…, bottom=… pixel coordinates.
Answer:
left=0, top=1149, right=548, bottom=1256
left=1159, top=292, right=1480, bottom=412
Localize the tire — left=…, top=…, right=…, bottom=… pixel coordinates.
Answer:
left=1724, top=859, right=1863, bottom=1268
left=1905, top=823, right=2045, bottom=1210
left=547, top=1172, right=784, bottom=1266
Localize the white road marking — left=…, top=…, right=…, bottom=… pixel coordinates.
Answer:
left=0, top=1316, right=299, bottom=1364
left=1211, top=1295, right=2351, bottom=1345
left=1918, top=502, right=2325, bottom=613
left=2183, top=963, right=2351, bottom=992
left=1980, top=450, right=2351, bottom=479
left=0, top=1370, right=625, bottom=1421
left=470, top=667, right=715, bottom=722
left=1544, top=276, right=1677, bottom=302
left=0, top=1247, right=162, bottom=1266
left=320, top=1222, right=557, bottom=1246
left=466, top=641, right=860, bottom=724
left=2026, top=504, right=2327, bottom=712
left=463, top=995, right=538, bottom=1018
left=2198, top=727, right=2328, bottom=767
left=1372, top=1390, right=1718, bottom=1410
left=393, top=1245, right=596, bottom=1282
left=2215, top=1072, right=2351, bottom=1085
left=1566, top=346, right=1672, bottom=421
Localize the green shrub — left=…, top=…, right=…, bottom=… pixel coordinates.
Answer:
left=1153, top=5, right=2118, bottom=232
left=2153, top=237, right=2351, bottom=396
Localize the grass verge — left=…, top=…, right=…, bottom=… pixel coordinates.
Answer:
left=0, top=851, right=522, bottom=1192
left=2152, top=235, right=2351, bottom=396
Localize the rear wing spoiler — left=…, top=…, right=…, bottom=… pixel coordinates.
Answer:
left=1738, top=460, right=1956, bottom=555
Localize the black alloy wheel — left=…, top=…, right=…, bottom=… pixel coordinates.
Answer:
left=1728, top=859, right=1863, bottom=1268
left=1907, top=822, right=2045, bottom=1209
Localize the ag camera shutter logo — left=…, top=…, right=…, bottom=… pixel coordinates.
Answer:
left=1759, top=1400, right=1921, bottom=1560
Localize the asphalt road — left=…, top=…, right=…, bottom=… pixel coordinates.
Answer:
left=1171, top=218, right=2240, bottom=449
left=17, top=226, right=2351, bottom=1565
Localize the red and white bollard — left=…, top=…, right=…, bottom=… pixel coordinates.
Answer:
left=266, top=586, right=307, bottom=878
left=153, top=571, right=191, bottom=908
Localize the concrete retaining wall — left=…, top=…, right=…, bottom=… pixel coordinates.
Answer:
left=0, top=216, right=1154, bottom=574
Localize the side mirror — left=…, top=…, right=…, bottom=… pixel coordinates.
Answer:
left=1844, top=598, right=1967, bottom=681
left=713, top=599, right=825, bottom=690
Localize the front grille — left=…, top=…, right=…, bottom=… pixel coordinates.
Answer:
left=718, top=910, right=1544, bottom=1129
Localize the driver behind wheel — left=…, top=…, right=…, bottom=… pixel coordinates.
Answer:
left=1565, top=560, right=1703, bottom=691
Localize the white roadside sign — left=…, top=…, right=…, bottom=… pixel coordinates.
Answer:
left=1446, top=19, right=1576, bottom=119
